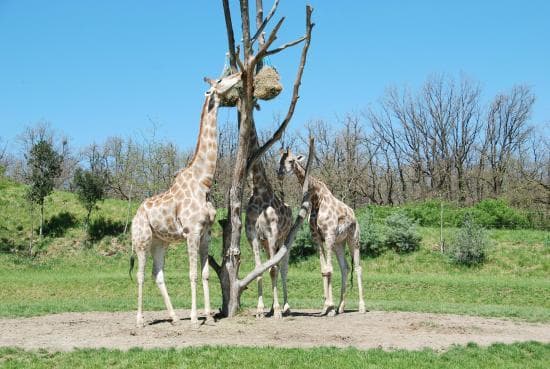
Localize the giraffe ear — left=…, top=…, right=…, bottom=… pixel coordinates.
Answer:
left=279, top=147, right=285, bottom=155
left=296, top=155, right=305, bottom=164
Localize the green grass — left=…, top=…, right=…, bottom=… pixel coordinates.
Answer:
left=0, top=178, right=549, bottom=321
left=0, top=222, right=548, bottom=321
left=1, top=342, right=549, bottom=369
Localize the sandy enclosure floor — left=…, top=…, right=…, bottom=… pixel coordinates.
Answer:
left=1, top=309, right=549, bottom=351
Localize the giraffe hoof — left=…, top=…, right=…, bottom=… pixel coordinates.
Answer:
left=359, top=302, right=367, bottom=314
left=272, top=310, right=283, bottom=319
left=191, top=319, right=201, bottom=330
left=338, top=305, right=345, bottom=314
left=322, top=305, right=336, bottom=317
left=204, top=315, right=216, bottom=325
left=282, top=304, right=291, bottom=316
left=170, top=315, right=180, bottom=325
left=136, top=316, right=145, bottom=328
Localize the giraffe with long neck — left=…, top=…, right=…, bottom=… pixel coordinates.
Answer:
left=278, top=148, right=366, bottom=316
left=245, top=126, right=293, bottom=318
left=130, top=73, right=240, bottom=328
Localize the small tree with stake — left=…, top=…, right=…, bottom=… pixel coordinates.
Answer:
left=26, top=139, right=63, bottom=240
left=208, top=0, right=315, bottom=317
left=73, top=167, right=107, bottom=233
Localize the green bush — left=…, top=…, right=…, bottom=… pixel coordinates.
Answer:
left=385, top=212, right=421, bottom=253
left=446, top=215, right=488, bottom=266
left=357, top=211, right=387, bottom=256
left=472, top=199, right=530, bottom=229
left=289, top=225, right=316, bottom=263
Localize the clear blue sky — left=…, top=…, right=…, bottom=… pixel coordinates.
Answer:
left=1, top=0, right=549, bottom=151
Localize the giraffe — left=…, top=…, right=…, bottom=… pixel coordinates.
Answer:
left=245, top=127, right=293, bottom=318
left=277, top=148, right=366, bottom=316
left=130, top=72, right=241, bottom=328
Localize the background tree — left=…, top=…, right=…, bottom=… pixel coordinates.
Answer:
left=73, top=145, right=108, bottom=231
left=25, top=139, right=63, bottom=237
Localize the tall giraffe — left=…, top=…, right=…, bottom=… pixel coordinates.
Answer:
left=245, top=127, right=293, bottom=318
left=277, top=148, right=366, bottom=316
left=130, top=72, right=241, bottom=328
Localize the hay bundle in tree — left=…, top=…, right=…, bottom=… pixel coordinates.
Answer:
left=254, top=66, right=283, bottom=100
left=219, top=66, right=283, bottom=107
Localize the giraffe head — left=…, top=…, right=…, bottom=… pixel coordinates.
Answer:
left=277, top=147, right=305, bottom=179
left=204, top=72, right=241, bottom=97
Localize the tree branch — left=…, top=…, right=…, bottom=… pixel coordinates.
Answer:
left=247, top=5, right=314, bottom=172
left=222, top=0, right=238, bottom=72
left=254, top=16, right=286, bottom=63
left=240, top=0, right=252, bottom=59
left=251, top=0, right=279, bottom=44
left=265, top=35, right=307, bottom=57
left=238, top=137, right=315, bottom=290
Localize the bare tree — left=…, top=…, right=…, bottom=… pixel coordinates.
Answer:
left=484, top=85, right=535, bottom=196
left=209, top=0, right=314, bottom=317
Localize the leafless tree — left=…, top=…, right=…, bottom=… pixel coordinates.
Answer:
left=208, top=0, right=314, bottom=317
left=484, top=85, right=535, bottom=196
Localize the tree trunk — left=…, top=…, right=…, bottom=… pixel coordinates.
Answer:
left=39, top=203, right=44, bottom=238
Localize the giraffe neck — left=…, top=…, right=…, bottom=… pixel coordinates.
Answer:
left=249, top=124, right=274, bottom=195
left=292, top=162, right=307, bottom=187
left=177, top=93, right=219, bottom=190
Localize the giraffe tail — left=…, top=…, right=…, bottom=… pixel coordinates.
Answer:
left=129, top=253, right=135, bottom=281
left=350, top=253, right=354, bottom=289
left=129, top=236, right=135, bottom=281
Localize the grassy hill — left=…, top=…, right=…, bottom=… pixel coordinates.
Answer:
left=0, top=177, right=139, bottom=255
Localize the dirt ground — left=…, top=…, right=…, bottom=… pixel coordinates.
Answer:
left=1, top=309, right=549, bottom=352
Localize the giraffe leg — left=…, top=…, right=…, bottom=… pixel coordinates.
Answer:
left=312, top=231, right=330, bottom=315
left=321, top=237, right=335, bottom=317
left=334, top=243, right=348, bottom=314
left=135, top=247, right=146, bottom=327
left=151, top=241, right=179, bottom=324
left=187, top=233, right=200, bottom=328
left=280, top=245, right=291, bottom=315
left=268, top=231, right=282, bottom=319
left=199, top=231, right=213, bottom=323
left=249, top=233, right=265, bottom=318
left=349, top=231, right=366, bottom=313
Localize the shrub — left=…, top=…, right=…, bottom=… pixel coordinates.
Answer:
left=446, top=215, right=488, bottom=266
left=472, top=199, right=530, bottom=229
left=357, top=211, right=387, bottom=256
left=384, top=212, right=421, bottom=253
left=289, top=225, right=316, bottom=263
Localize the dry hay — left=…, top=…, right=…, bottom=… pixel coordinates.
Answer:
left=219, top=66, right=282, bottom=107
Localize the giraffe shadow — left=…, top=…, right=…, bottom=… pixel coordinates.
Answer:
left=148, top=316, right=208, bottom=326
left=285, top=311, right=324, bottom=318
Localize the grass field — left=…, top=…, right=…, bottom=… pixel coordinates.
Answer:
left=1, top=342, right=549, bottom=369
left=0, top=222, right=548, bottom=321
left=0, top=179, right=549, bottom=321
left=1, top=179, right=549, bottom=367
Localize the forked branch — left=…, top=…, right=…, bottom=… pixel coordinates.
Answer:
left=238, top=137, right=315, bottom=290
left=247, top=5, right=314, bottom=172
left=251, top=0, right=280, bottom=44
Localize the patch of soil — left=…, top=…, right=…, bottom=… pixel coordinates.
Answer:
left=1, top=309, right=548, bottom=351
